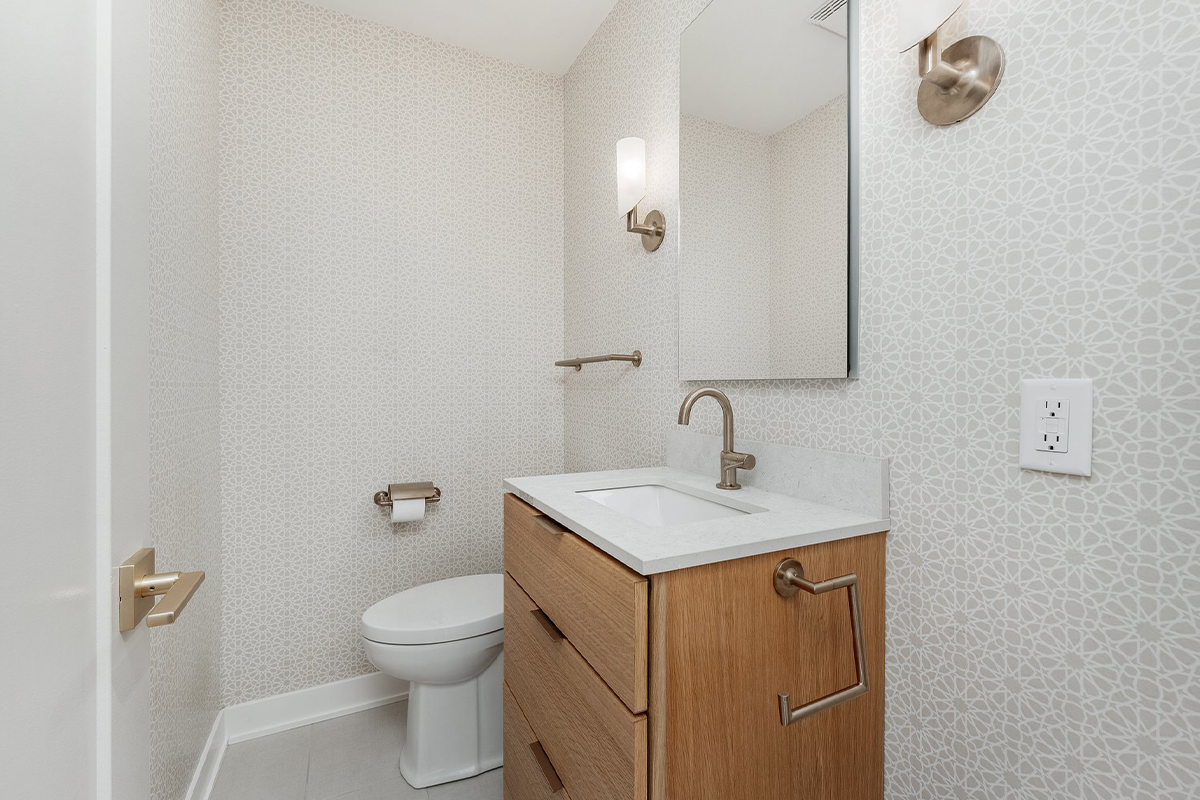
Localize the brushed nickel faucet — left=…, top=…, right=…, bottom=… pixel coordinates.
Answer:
left=676, top=388, right=756, bottom=490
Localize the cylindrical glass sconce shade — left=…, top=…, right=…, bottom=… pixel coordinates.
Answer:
left=616, top=137, right=647, bottom=217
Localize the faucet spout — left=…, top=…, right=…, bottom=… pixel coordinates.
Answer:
left=678, top=388, right=735, bottom=448
left=676, top=388, right=755, bottom=490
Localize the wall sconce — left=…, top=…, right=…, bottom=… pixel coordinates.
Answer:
left=897, top=0, right=1004, bottom=126
left=617, top=137, right=665, bottom=252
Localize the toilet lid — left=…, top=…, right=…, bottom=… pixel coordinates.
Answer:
left=361, top=573, right=504, bottom=645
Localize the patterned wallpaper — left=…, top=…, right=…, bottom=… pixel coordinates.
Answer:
left=564, top=0, right=1199, bottom=798
left=148, top=0, right=223, bottom=798
left=218, top=0, right=565, bottom=705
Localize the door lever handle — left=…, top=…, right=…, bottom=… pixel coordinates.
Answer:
left=139, top=569, right=205, bottom=628
left=118, top=548, right=206, bottom=632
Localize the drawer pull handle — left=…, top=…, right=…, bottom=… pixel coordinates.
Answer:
left=529, top=741, right=564, bottom=793
left=773, top=558, right=870, bottom=727
left=531, top=608, right=565, bottom=641
left=534, top=515, right=568, bottom=536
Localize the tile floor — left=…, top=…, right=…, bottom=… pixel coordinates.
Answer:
left=209, top=701, right=501, bottom=800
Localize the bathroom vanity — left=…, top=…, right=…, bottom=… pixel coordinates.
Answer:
left=501, top=454, right=889, bottom=800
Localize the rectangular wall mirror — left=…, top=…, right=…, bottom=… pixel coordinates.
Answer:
left=679, top=0, right=858, bottom=381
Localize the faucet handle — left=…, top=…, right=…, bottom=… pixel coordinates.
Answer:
left=717, top=450, right=756, bottom=489
left=724, top=451, right=756, bottom=470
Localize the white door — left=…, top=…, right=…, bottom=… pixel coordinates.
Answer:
left=1, top=1, right=152, bottom=798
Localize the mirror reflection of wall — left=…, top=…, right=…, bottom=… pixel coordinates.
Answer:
left=679, top=0, right=853, bottom=381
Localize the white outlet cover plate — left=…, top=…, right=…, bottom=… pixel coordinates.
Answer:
left=1019, top=378, right=1093, bottom=477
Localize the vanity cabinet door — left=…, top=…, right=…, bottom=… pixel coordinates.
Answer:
left=505, top=573, right=648, bottom=800
left=649, top=532, right=886, bottom=800
left=504, top=493, right=649, bottom=713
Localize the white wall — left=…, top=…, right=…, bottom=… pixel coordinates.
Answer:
left=217, top=0, right=566, bottom=705
left=104, top=0, right=153, bottom=796
left=0, top=1, right=98, bottom=796
left=564, top=0, right=1200, bottom=796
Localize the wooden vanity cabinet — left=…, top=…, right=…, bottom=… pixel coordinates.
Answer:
left=503, top=493, right=885, bottom=800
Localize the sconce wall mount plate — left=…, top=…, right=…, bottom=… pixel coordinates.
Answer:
left=630, top=207, right=666, bottom=252
left=917, top=33, right=1005, bottom=126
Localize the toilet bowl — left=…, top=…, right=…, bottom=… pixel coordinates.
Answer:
left=360, top=573, right=503, bottom=788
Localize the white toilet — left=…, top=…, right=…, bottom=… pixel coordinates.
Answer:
left=360, top=573, right=504, bottom=789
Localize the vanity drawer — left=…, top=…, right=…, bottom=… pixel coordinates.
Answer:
left=501, top=494, right=648, bottom=714
left=504, top=493, right=648, bottom=712
left=504, top=573, right=648, bottom=800
left=504, top=681, right=572, bottom=800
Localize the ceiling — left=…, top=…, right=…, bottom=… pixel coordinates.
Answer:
left=301, top=0, right=620, bottom=75
left=681, top=0, right=848, bottom=136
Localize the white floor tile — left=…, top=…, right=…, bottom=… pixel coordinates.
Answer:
left=427, top=768, right=502, bottom=800
left=328, top=776, right=428, bottom=800
left=305, top=702, right=408, bottom=800
left=209, top=702, right=502, bottom=800
left=210, top=725, right=312, bottom=800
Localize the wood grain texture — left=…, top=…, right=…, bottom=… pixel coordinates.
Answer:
left=504, top=681, right=572, bottom=800
left=649, top=578, right=668, bottom=800
left=505, top=493, right=649, bottom=712
left=505, top=573, right=648, bottom=800
left=648, top=533, right=886, bottom=800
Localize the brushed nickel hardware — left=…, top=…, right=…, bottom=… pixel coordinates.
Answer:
left=533, top=516, right=568, bottom=536
left=555, top=350, right=642, bottom=371
left=913, top=30, right=1004, bottom=126
left=676, top=387, right=756, bottom=490
left=899, top=0, right=1004, bottom=126
left=773, top=558, right=869, bottom=726
left=118, top=548, right=206, bottom=632
left=627, top=204, right=666, bottom=252
left=530, top=608, right=565, bottom=642
left=373, top=481, right=442, bottom=508
left=529, top=741, right=565, bottom=792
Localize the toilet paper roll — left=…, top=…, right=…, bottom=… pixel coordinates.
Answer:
left=390, top=497, right=426, bottom=523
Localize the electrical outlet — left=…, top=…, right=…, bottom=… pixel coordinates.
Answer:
left=1036, top=398, right=1069, bottom=453
left=1019, top=379, right=1093, bottom=476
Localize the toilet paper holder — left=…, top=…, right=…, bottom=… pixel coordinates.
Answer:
left=374, top=481, right=442, bottom=508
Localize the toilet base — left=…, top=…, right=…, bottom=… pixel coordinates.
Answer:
left=399, top=651, right=504, bottom=788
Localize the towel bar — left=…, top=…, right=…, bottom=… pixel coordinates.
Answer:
left=773, top=558, right=870, bottom=726
left=555, top=350, right=642, bottom=371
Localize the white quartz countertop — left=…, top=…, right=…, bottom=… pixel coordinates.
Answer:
left=503, top=466, right=891, bottom=575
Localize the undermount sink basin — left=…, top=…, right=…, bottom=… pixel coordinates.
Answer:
left=578, top=483, right=751, bottom=526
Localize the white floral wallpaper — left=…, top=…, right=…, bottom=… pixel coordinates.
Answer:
left=144, top=0, right=1197, bottom=796
left=564, top=0, right=1199, bottom=798
left=217, top=0, right=565, bottom=705
left=149, top=0, right=223, bottom=798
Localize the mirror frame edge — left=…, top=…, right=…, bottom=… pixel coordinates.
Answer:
left=847, top=0, right=861, bottom=380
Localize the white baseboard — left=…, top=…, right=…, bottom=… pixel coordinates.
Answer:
left=185, top=672, right=409, bottom=799
left=183, top=709, right=225, bottom=800
left=225, top=672, right=409, bottom=744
